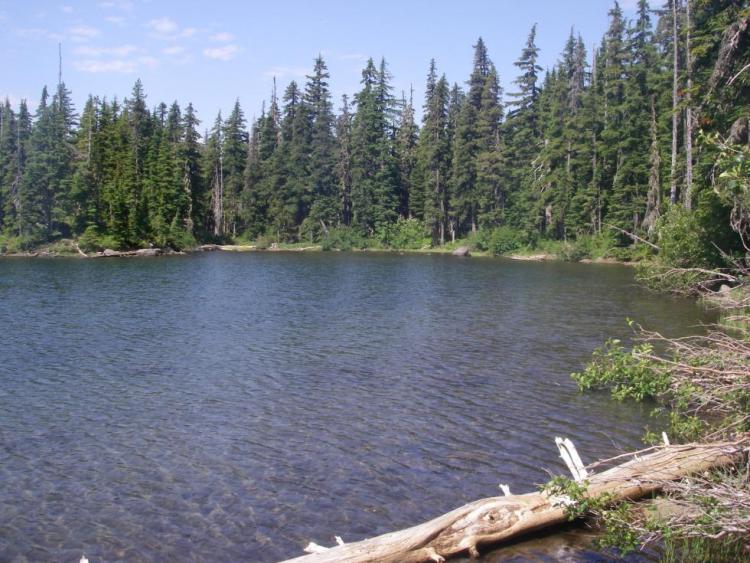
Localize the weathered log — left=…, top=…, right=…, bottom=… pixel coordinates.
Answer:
left=451, top=246, right=471, bottom=257
left=282, top=436, right=748, bottom=563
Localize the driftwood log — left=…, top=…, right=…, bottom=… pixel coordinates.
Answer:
left=282, top=436, right=749, bottom=563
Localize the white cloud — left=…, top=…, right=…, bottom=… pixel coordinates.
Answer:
left=13, top=27, right=50, bottom=40
left=74, top=59, right=137, bottom=73
left=105, top=15, right=126, bottom=26
left=147, top=18, right=179, bottom=35
left=163, top=45, right=185, bottom=56
left=147, top=17, right=196, bottom=39
left=73, top=44, right=140, bottom=57
left=162, top=46, right=191, bottom=65
left=61, top=5, right=74, bottom=13
left=148, top=16, right=177, bottom=35
left=68, top=25, right=101, bottom=42
left=73, top=54, right=159, bottom=74
left=99, top=0, right=134, bottom=11
left=263, top=65, right=308, bottom=79
left=139, top=56, right=159, bottom=70
left=203, top=45, right=240, bottom=61
left=210, top=31, right=234, bottom=42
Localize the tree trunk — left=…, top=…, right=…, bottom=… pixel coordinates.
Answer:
left=643, top=97, right=662, bottom=234
left=283, top=436, right=748, bottom=563
left=670, top=0, right=681, bottom=205
left=684, top=0, right=693, bottom=210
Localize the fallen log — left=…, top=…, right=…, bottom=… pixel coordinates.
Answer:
left=282, top=435, right=749, bottom=563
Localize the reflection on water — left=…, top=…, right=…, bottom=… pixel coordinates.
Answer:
left=0, top=253, right=712, bottom=561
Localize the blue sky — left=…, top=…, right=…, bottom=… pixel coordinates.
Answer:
left=1, top=1, right=639, bottom=127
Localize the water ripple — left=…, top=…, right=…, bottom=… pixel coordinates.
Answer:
left=0, top=253, right=713, bottom=561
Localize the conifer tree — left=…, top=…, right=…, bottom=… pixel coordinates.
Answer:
left=221, top=99, right=248, bottom=236
left=394, top=88, right=418, bottom=218
left=336, top=94, right=354, bottom=227
left=351, top=58, right=398, bottom=234
left=451, top=38, right=494, bottom=235
left=414, top=60, right=451, bottom=242
left=504, top=26, right=543, bottom=231
left=205, top=112, right=224, bottom=237
left=180, top=103, right=203, bottom=238
left=70, top=95, right=101, bottom=233
left=0, top=100, right=31, bottom=235
left=23, top=83, right=76, bottom=239
left=304, top=56, right=338, bottom=234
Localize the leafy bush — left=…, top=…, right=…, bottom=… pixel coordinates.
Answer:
left=657, top=207, right=717, bottom=268
left=165, top=227, right=197, bottom=251
left=572, top=338, right=670, bottom=402
left=558, top=240, right=591, bottom=262
left=254, top=235, right=273, bottom=250
left=321, top=227, right=369, bottom=251
left=474, top=226, right=527, bottom=255
left=555, top=233, right=647, bottom=262
left=78, top=226, right=122, bottom=252
left=656, top=194, right=740, bottom=269
left=1, top=233, right=45, bottom=253
left=375, top=218, right=430, bottom=249
left=299, top=216, right=327, bottom=243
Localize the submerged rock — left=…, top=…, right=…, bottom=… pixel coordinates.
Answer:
left=452, top=246, right=471, bottom=257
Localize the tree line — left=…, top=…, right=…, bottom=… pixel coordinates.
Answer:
left=1, top=0, right=748, bottom=255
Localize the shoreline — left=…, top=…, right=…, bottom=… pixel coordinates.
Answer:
left=0, top=240, right=638, bottom=266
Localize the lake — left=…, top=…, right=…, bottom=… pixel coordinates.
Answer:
left=0, top=252, right=713, bottom=561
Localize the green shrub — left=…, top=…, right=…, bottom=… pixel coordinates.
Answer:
left=558, top=240, right=590, bottom=262
left=78, top=226, right=122, bottom=252
left=657, top=207, right=717, bottom=268
left=321, top=226, right=368, bottom=251
left=656, top=193, right=741, bottom=269
left=572, top=338, right=670, bottom=402
left=474, top=226, right=527, bottom=255
left=165, top=227, right=197, bottom=251
left=299, top=216, right=324, bottom=243
left=375, top=218, right=430, bottom=249
left=1, top=233, right=45, bottom=253
left=255, top=235, right=273, bottom=250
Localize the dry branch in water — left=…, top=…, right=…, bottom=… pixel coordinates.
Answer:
left=631, top=318, right=750, bottom=439
left=282, top=436, right=748, bottom=563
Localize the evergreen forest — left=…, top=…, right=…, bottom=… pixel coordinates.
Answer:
left=1, top=0, right=749, bottom=267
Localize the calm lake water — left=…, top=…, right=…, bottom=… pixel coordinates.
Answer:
left=0, top=252, right=713, bottom=562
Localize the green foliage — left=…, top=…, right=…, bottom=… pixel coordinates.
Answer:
left=607, top=243, right=654, bottom=263
left=0, top=1, right=747, bottom=268
left=163, top=224, right=197, bottom=251
left=474, top=225, right=527, bottom=255
left=661, top=536, right=749, bottom=563
left=0, top=233, right=44, bottom=253
left=594, top=502, right=643, bottom=555
left=554, top=234, right=653, bottom=263
left=572, top=338, right=670, bottom=401
left=376, top=217, right=430, bottom=249
left=541, top=476, right=618, bottom=521
left=77, top=225, right=122, bottom=252
left=320, top=226, right=369, bottom=251
left=656, top=205, right=723, bottom=269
